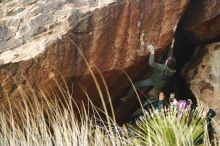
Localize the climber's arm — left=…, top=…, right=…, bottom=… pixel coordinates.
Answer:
left=149, top=50, right=164, bottom=70
left=149, top=53, right=157, bottom=67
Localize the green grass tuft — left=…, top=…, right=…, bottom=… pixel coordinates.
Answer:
left=128, top=107, right=214, bottom=146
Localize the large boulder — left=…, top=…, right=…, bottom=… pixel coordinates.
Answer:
left=0, top=0, right=189, bottom=113
left=181, top=0, right=220, bottom=135
left=182, top=42, right=220, bottom=136
left=182, top=0, right=220, bottom=43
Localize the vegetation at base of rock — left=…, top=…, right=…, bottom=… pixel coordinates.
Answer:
left=0, top=82, right=218, bottom=146
left=0, top=84, right=128, bottom=146
left=128, top=107, right=212, bottom=146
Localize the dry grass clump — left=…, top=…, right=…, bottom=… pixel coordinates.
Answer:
left=0, top=83, right=129, bottom=146
left=0, top=82, right=218, bottom=146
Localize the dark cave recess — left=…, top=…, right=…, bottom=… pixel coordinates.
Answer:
left=172, top=23, right=197, bottom=104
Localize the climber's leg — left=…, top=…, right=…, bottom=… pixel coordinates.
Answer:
left=126, top=79, right=154, bottom=99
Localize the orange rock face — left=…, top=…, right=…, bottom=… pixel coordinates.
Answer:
left=0, top=0, right=189, bottom=117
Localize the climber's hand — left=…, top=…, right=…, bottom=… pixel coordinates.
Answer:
left=120, top=96, right=128, bottom=102
left=171, top=38, right=175, bottom=48
left=147, top=44, right=155, bottom=54
left=150, top=49, right=155, bottom=54
left=173, top=24, right=177, bottom=33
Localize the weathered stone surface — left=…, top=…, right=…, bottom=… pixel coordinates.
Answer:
left=0, top=0, right=189, bottom=116
left=182, top=0, right=220, bottom=43
left=182, top=42, right=220, bottom=136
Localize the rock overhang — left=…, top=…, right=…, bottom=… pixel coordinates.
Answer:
left=0, top=0, right=117, bottom=64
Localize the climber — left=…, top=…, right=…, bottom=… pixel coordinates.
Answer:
left=121, top=38, right=176, bottom=101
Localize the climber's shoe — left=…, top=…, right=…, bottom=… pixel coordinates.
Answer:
left=120, top=96, right=128, bottom=102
